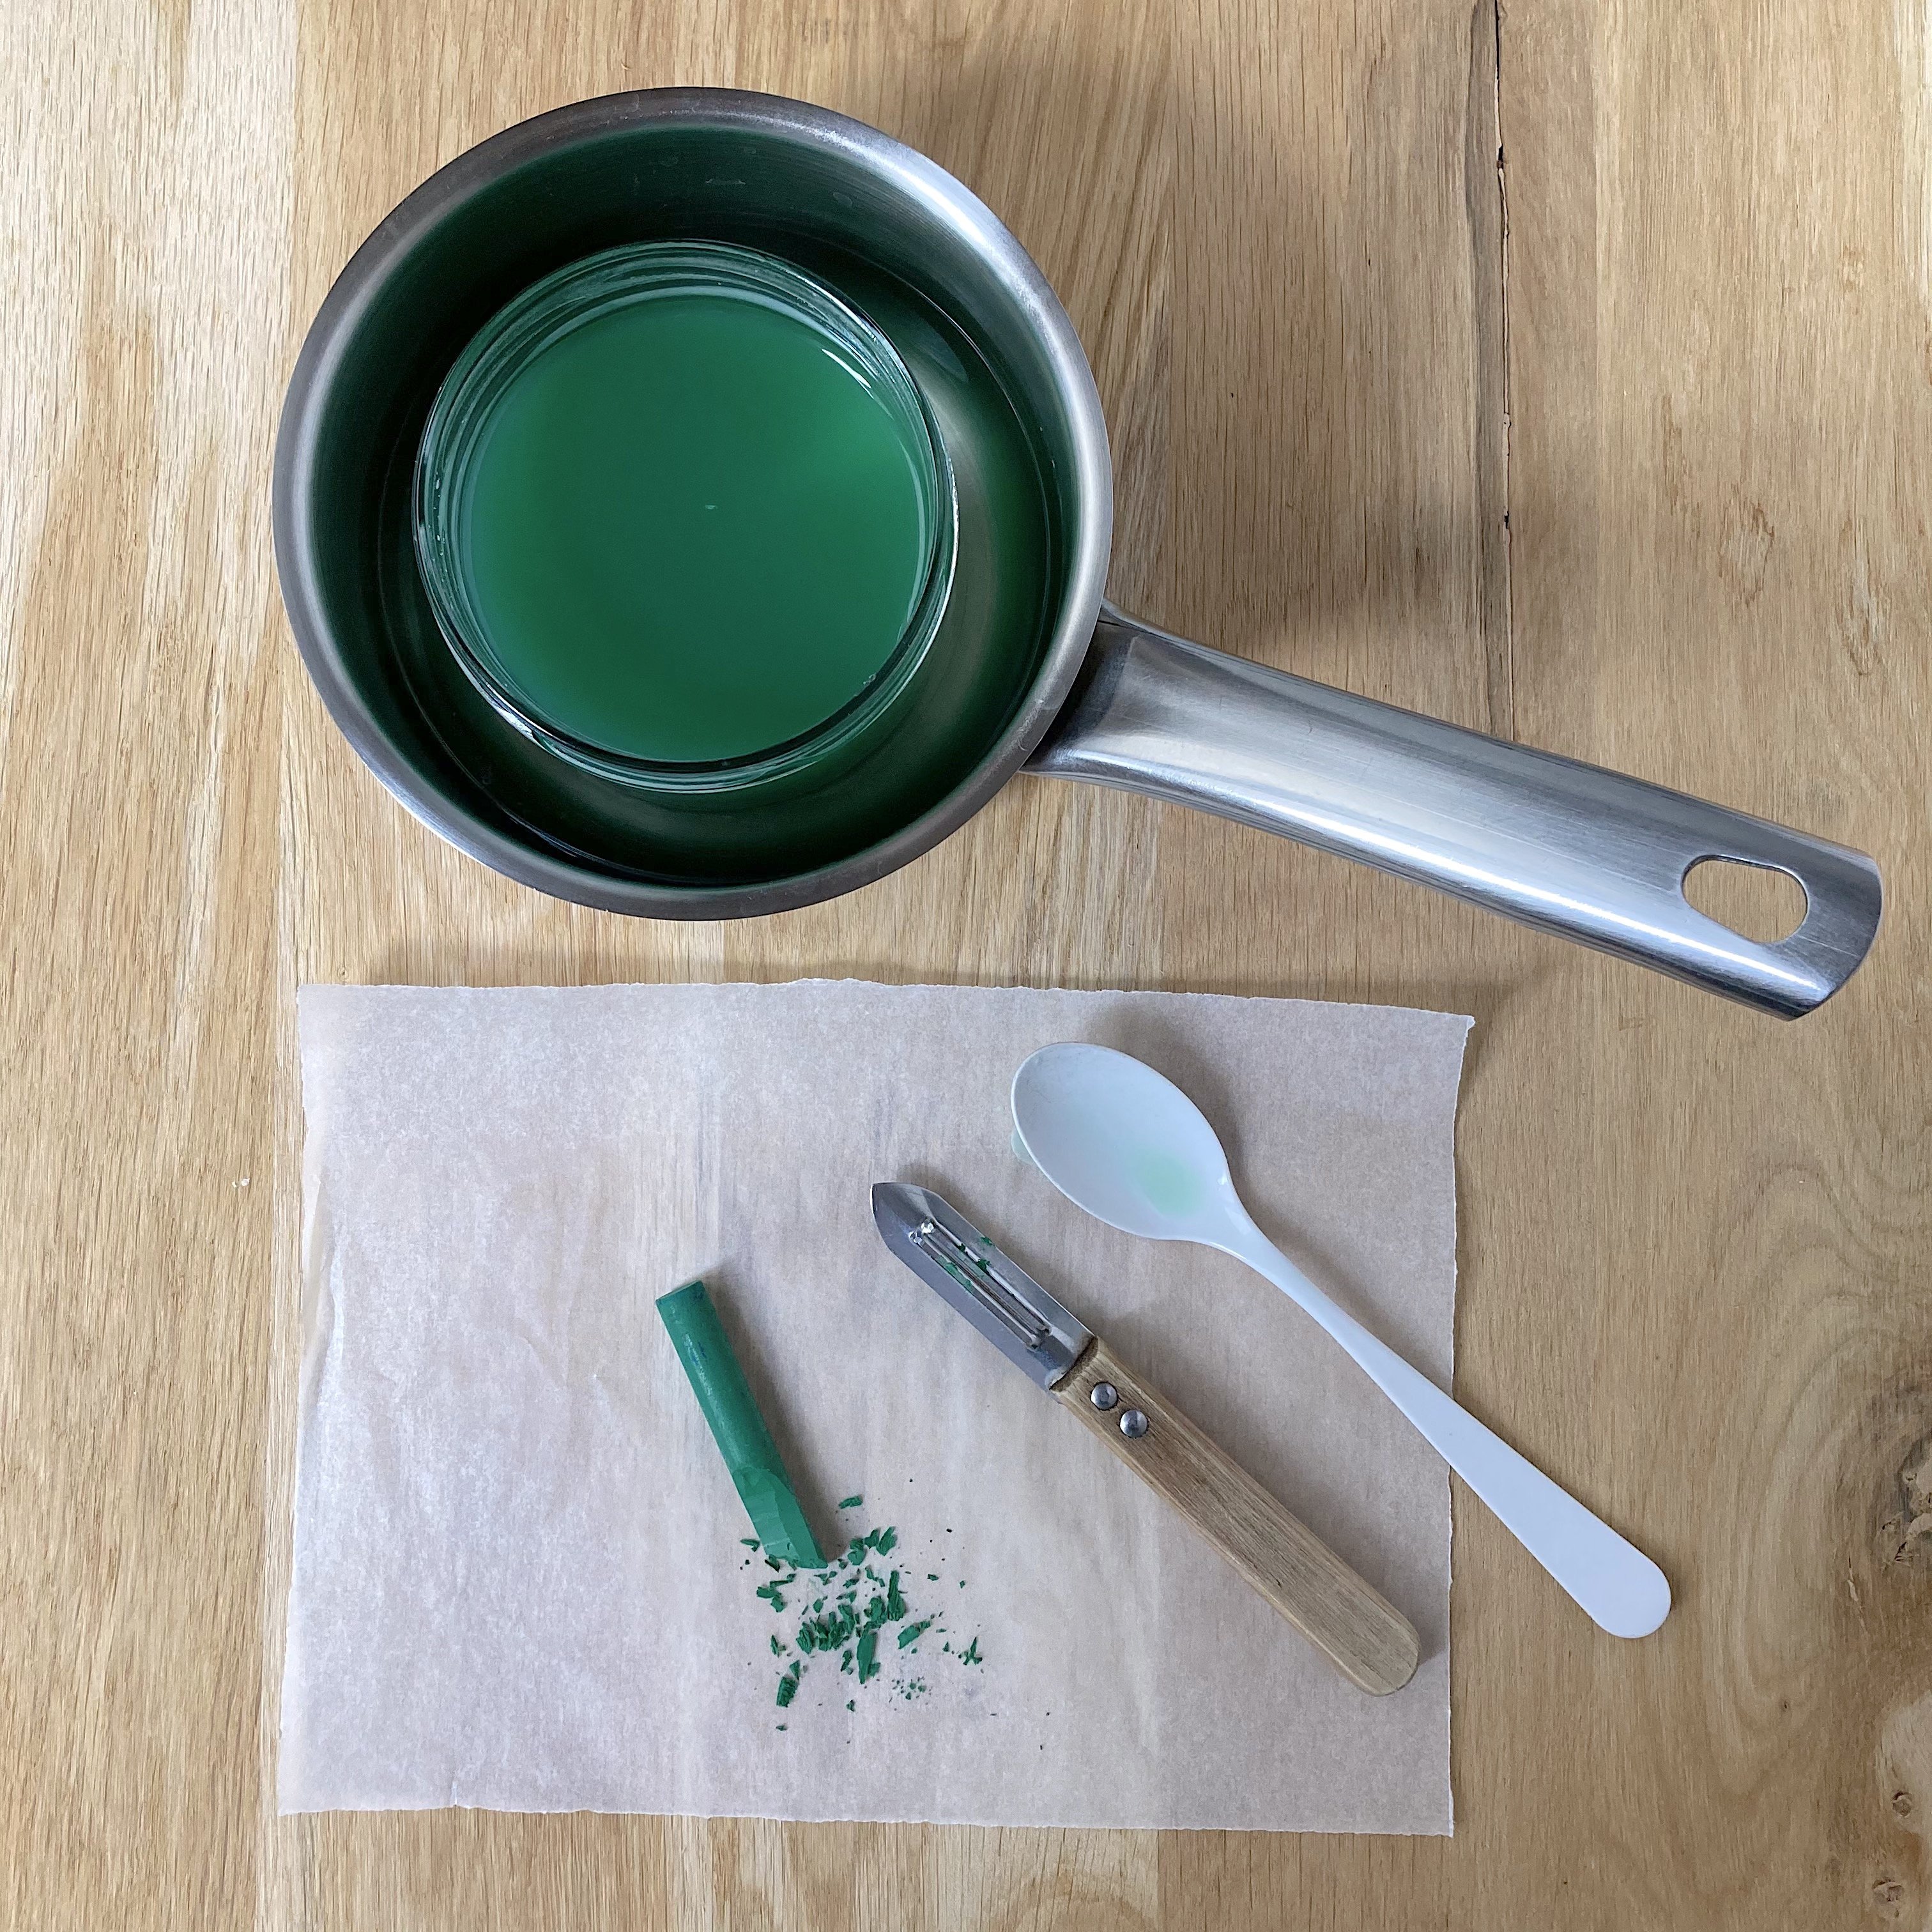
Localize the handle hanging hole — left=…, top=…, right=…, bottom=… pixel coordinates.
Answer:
left=1683, top=857, right=1809, bottom=944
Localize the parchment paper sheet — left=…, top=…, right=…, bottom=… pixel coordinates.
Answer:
left=280, top=981, right=1470, bottom=1831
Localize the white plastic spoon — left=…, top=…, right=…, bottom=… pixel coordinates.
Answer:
left=1011, top=1042, right=1671, bottom=1639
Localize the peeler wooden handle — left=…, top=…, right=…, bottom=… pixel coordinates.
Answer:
left=1057, top=1337, right=1420, bottom=1695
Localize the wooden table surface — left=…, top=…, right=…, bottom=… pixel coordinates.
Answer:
left=5, top=0, right=1928, bottom=1924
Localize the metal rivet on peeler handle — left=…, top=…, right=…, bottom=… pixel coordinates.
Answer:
left=1119, top=1409, right=1149, bottom=1438
left=1089, top=1381, right=1119, bottom=1411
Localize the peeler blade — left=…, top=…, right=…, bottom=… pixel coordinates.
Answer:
left=871, top=1182, right=1092, bottom=1388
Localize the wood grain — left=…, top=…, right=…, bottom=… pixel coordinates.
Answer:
left=3, top=0, right=1928, bottom=1924
left=1057, top=1337, right=1420, bottom=1695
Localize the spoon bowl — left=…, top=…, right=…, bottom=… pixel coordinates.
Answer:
left=1011, top=1043, right=1243, bottom=1243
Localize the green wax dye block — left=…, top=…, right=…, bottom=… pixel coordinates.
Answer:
left=656, top=1280, right=824, bottom=1568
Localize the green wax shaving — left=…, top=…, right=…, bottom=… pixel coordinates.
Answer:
left=838, top=1495, right=864, bottom=1510
left=750, top=1506, right=986, bottom=1710
left=656, top=1279, right=824, bottom=1568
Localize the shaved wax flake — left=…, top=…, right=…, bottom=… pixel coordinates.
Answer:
left=750, top=1502, right=983, bottom=1709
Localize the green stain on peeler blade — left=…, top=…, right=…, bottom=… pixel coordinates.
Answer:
left=656, top=1279, right=825, bottom=1569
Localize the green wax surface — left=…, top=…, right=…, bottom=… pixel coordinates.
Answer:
left=656, top=1278, right=824, bottom=1569
left=459, top=289, right=935, bottom=763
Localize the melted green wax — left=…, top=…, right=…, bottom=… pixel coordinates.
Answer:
left=457, top=288, right=935, bottom=763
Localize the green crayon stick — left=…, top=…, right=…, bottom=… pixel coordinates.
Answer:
left=656, top=1279, right=824, bottom=1568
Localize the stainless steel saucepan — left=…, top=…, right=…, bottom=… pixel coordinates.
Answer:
left=274, top=89, right=1881, bottom=1015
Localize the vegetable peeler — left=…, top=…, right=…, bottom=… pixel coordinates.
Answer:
left=870, top=1181, right=1419, bottom=1694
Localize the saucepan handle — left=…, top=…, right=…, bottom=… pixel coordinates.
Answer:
left=1026, top=606, right=1882, bottom=1017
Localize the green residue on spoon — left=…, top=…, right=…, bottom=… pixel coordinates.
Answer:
left=1130, top=1147, right=1204, bottom=1217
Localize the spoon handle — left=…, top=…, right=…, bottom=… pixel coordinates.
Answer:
left=1230, top=1232, right=1671, bottom=1639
